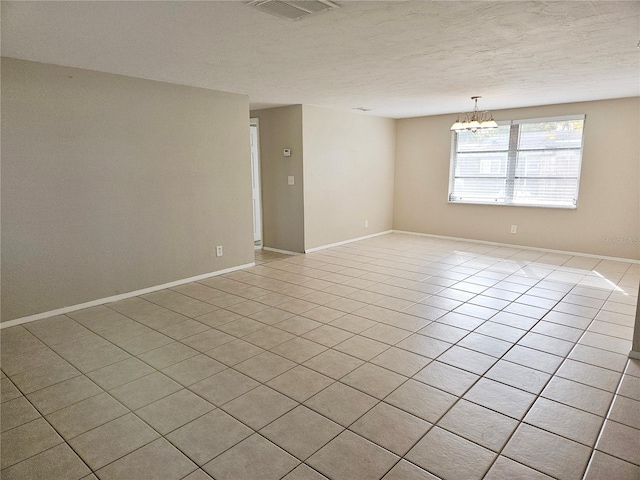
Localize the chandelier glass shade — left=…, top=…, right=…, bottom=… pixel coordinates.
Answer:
left=450, top=96, right=498, bottom=133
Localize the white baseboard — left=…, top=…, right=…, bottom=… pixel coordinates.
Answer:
left=391, top=230, right=640, bottom=264
left=305, top=230, right=393, bottom=254
left=262, top=247, right=301, bottom=256
left=629, top=351, right=640, bottom=360
left=1, top=262, right=256, bottom=329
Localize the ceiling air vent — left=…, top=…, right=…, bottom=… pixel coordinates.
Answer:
left=248, top=0, right=340, bottom=21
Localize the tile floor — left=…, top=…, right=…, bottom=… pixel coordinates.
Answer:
left=1, top=233, right=639, bottom=480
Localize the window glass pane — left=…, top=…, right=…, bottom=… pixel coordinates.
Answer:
left=457, top=125, right=510, bottom=152
left=452, top=178, right=506, bottom=201
left=455, top=152, right=509, bottom=176
left=515, top=150, right=582, bottom=177
left=513, top=178, right=578, bottom=206
left=518, top=120, right=584, bottom=150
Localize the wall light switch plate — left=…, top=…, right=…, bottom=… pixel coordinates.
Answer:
left=288, top=176, right=294, bottom=185
left=283, top=148, right=291, bottom=157
left=510, top=225, right=517, bottom=234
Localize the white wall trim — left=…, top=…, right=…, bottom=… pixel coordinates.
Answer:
left=305, top=230, right=393, bottom=254
left=1, top=262, right=256, bottom=329
left=629, top=351, right=640, bottom=360
left=392, top=230, right=640, bottom=264
left=262, top=247, right=300, bottom=256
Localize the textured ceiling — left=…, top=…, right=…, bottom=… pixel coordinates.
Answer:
left=2, top=1, right=639, bottom=118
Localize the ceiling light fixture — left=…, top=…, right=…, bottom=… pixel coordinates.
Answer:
left=450, top=96, right=498, bottom=133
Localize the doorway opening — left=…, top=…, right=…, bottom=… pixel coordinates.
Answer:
left=250, top=118, right=263, bottom=249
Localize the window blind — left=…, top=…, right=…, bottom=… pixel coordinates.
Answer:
left=449, top=115, right=585, bottom=208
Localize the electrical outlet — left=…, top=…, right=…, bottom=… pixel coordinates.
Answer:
left=365, top=220, right=369, bottom=228
left=510, top=225, right=517, bottom=234
left=216, top=245, right=223, bottom=257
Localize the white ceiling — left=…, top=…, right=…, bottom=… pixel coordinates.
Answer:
left=2, top=1, right=639, bottom=118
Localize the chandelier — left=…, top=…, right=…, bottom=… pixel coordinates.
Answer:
left=450, top=96, right=498, bottom=133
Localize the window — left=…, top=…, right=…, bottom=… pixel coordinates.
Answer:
left=449, top=115, right=585, bottom=208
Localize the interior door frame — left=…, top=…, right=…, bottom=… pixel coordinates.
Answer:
left=250, top=117, right=264, bottom=248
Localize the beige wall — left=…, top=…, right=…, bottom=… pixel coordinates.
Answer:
left=250, top=106, right=305, bottom=253
left=2, top=58, right=255, bottom=321
left=394, top=97, right=640, bottom=260
left=302, top=106, right=395, bottom=250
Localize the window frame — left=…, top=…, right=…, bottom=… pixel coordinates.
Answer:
left=448, top=114, right=586, bottom=209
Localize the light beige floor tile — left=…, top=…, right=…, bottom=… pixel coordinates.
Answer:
left=524, top=397, right=603, bottom=446
left=138, top=342, right=199, bottom=369
left=485, top=360, right=551, bottom=394
left=222, top=385, right=297, bottom=429
left=267, top=365, right=334, bottom=402
left=114, top=330, right=175, bottom=355
left=385, top=379, right=457, bottom=423
left=276, top=316, right=323, bottom=335
left=189, top=368, right=259, bottom=406
left=304, top=382, right=378, bottom=427
left=26, top=375, right=102, bottom=415
left=1, top=378, right=22, bottom=403
left=341, top=363, right=406, bottom=399
left=1, top=347, right=63, bottom=377
left=0, top=418, right=63, bottom=469
left=303, top=349, right=364, bottom=379
left=585, top=451, right=640, bottom=480
left=568, top=344, right=628, bottom=372
left=195, top=309, right=242, bottom=328
left=69, top=413, right=158, bottom=470
left=0, top=443, right=91, bottom=480
left=166, top=409, right=252, bottom=465
left=464, top=378, right=536, bottom=420
left=382, top=459, right=439, bottom=479
left=243, top=326, right=295, bottom=349
left=418, top=322, right=468, bottom=343
left=249, top=307, right=295, bottom=325
left=110, top=372, right=182, bottom=410
left=609, top=395, right=640, bottom=429
left=596, top=420, right=640, bottom=466
left=10, top=360, right=81, bottom=394
left=618, top=374, right=640, bottom=401
left=1, top=326, right=47, bottom=357
left=484, top=456, right=553, bottom=479
left=282, top=464, right=329, bottom=480
left=205, top=339, right=264, bottom=366
left=437, top=311, right=485, bottom=330
left=182, top=470, right=215, bottom=480
left=438, top=345, right=497, bottom=375
left=270, top=337, right=327, bottom=363
left=556, top=359, right=622, bottom=392
left=203, top=434, right=299, bottom=480
left=180, top=329, right=235, bottom=352
left=51, top=333, right=111, bottom=358
left=45, top=392, right=128, bottom=439
left=24, top=316, right=92, bottom=346
left=503, top=345, right=564, bottom=374
left=438, top=399, right=518, bottom=452
left=360, top=323, right=411, bottom=345
left=234, top=351, right=296, bottom=382
left=303, top=325, right=354, bottom=348
left=541, top=376, right=614, bottom=416
left=301, top=306, right=346, bottom=323
left=350, top=402, right=431, bottom=456
left=261, top=405, right=343, bottom=460
left=413, top=361, right=479, bottom=396
left=457, top=332, right=512, bottom=357
left=333, top=335, right=389, bottom=360
left=0, top=396, right=41, bottom=432
left=158, top=319, right=210, bottom=340
left=395, top=334, right=451, bottom=358
left=216, top=317, right=265, bottom=337
left=95, top=438, right=197, bottom=480
left=406, top=427, right=495, bottom=480
left=503, top=423, right=591, bottom=480
left=517, top=332, right=574, bottom=356
left=135, top=389, right=215, bottom=434
left=62, top=344, right=132, bottom=374
left=87, top=357, right=155, bottom=390
left=370, top=347, right=431, bottom=376
left=307, top=430, right=399, bottom=480
left=161, top=354, right=226, bottom=386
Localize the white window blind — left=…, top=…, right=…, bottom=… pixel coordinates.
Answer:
left=449, top=115, right=585, bottom=208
